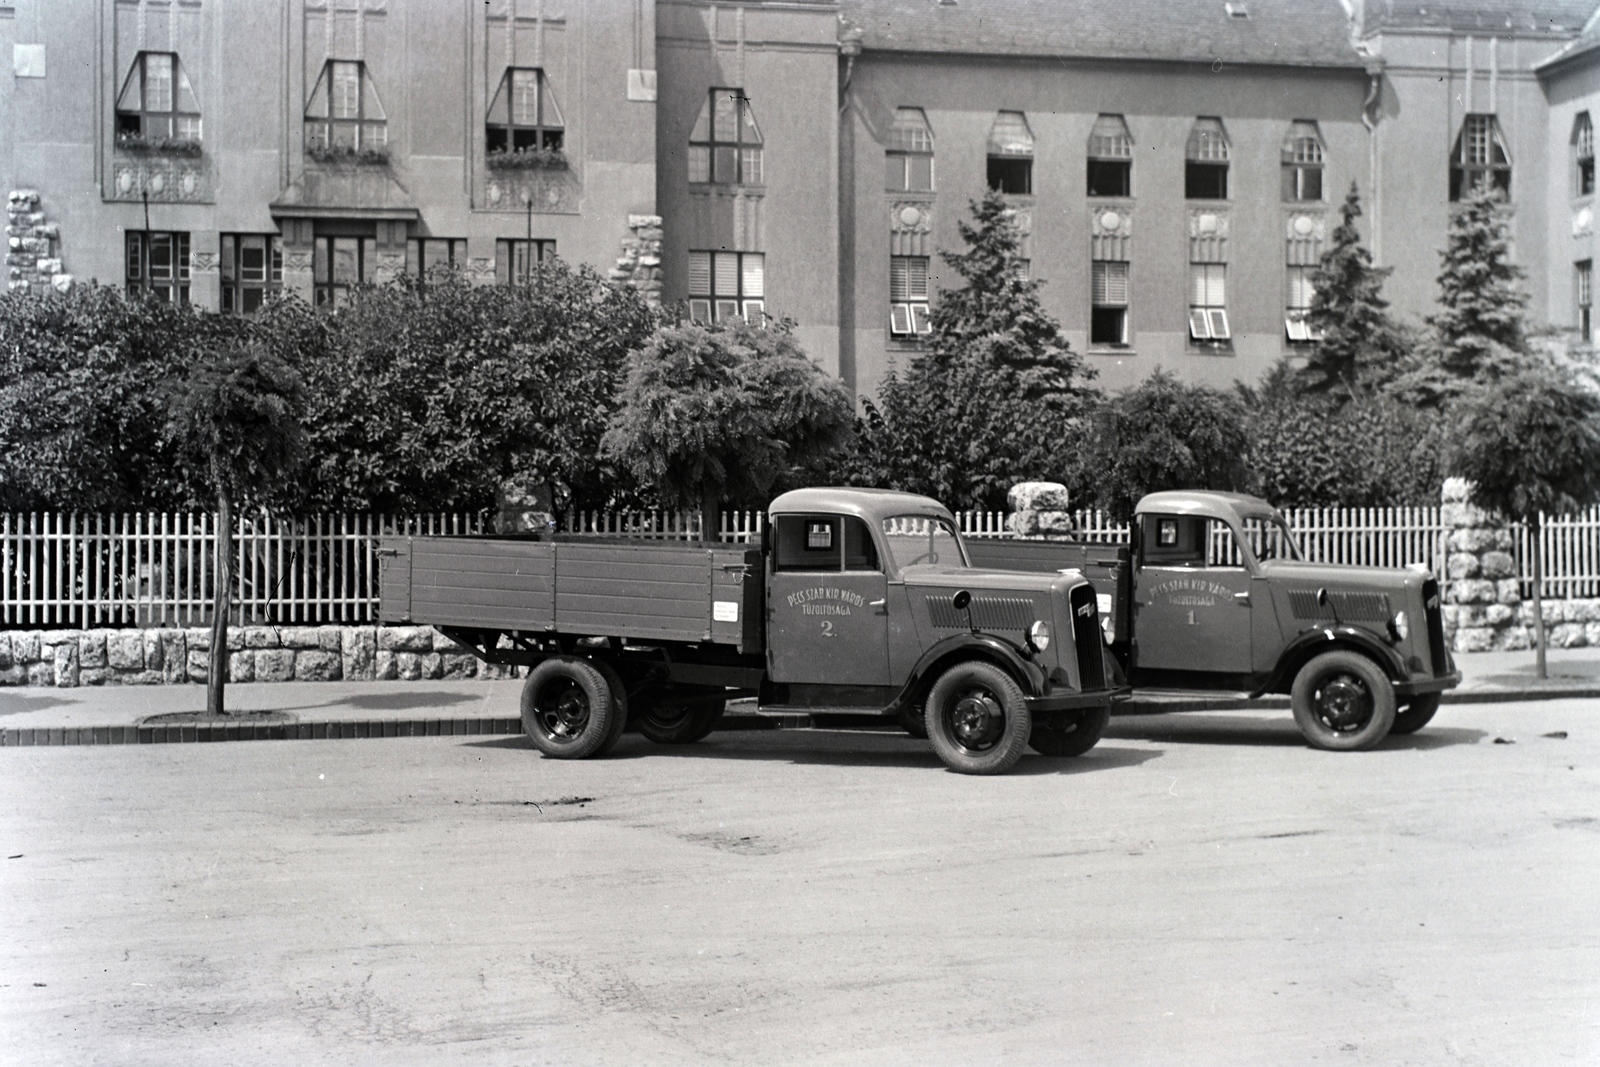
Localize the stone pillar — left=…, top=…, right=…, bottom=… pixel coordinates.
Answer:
left=280, top=217, right=315, bottom=304
left=1440, top=477, right=1526, bottom=652
left=610, top=214, right=663, bottom=306
left=190, top=228, right=221, bottom=311
left=1007, top=482, right=1075, bottom=539
left=7, top=189, right=72, bottom=294
left=497, top=476, right=556, bottom=535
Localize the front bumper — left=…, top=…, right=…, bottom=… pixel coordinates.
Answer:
left=1027, top=685, right=1131, bottom=712
left=1394, top=669, right=1461, bottom=698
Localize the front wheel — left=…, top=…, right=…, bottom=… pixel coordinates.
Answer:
left=1030, top=706, right=1110, bottom=757
left=521, top=658, right=624, bottom=759
left=1290, top=650, right=1396, bottom=751
left=1390, top=692, right=1441, bottom=735
left=924, top=661, right=1032, bottom=775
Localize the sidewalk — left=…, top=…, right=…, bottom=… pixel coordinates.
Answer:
left=1, top=648, right=1597, bottom=746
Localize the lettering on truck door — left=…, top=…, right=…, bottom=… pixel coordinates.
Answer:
left=767, top=514, right=890, bottom=686
left=1133, top=514, right=1253, bottom=675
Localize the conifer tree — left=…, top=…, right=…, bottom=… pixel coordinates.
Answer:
left=852, top=191, right=1095, bottom=509
left=1301, top=183, right=1404, bottom=397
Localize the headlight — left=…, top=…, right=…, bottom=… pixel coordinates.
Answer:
left=1101, top=614, right=1115, bottom=644
left=1028, top=620, right=1051, bottom=652
left=1389, top=610, right=1409, bottom=642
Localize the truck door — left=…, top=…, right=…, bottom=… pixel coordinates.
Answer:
left=1132, top=515, right=1254, bottom=676
left=767, top=514, right=891, bottom=685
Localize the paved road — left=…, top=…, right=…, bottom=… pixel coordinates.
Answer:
left=2, top=700, right=1596, bottom=1066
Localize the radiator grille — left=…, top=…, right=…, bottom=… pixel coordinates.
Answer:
left=1069, top=583, right=1105, bottom=690
left=1423, top=577, right=1447, bottom=674
left=926, top=595, right=1037, bottom=631
left=1287, top=588, right=1390, bottom=622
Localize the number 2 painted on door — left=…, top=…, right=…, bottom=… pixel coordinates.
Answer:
left=820, top=620, right=835, bottom=638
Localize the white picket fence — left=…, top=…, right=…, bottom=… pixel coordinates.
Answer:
left=4, top=504, right=1599, bottom=628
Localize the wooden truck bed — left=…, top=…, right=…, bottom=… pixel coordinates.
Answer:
left=378, top=536, right=763, bottom=651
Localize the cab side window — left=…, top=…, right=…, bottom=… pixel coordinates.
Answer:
left=774, top=515, right=840, bottom=571
left=843, top=517, right=881, bottom=571
left=1142, top=515, right=1246, bottom=568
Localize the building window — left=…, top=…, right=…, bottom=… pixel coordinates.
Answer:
left=1091, top=260, right=1129, bottom=346
left=1450, top=114, right=1510, bottom=201
left=312, top=235, right=376, bottom=306
left=1579, top=260, right=1593, bottom=342
left=889, top=255, right=932, bottom=336
left=115, top=52, right=202, bottom=145
left=886, top=108, right=934, bottom=192
left=406, top=238, right=468, bottom=285
left=987, top=111, right=1034, bottom=195
left=1282, top=120, right=1324, bottom=202
left=1575, top=112, right=1594, bottom=197
left=1188, top=263, right=1230, bottom=342
left=688, top=250, right=764, bottom=324
left=486, top=67, right=564, bottom=157
left=126, top=232, right=190, bottom=305
left=221, top=234, right=283, bottom=314
left=1285, top=265, right=1319, bottom=342
left=305, top=60, right=387, bottom=155
left=496, top=239, right=557, bottom=285
left=1186, top=118, right=1230, bottom=200
left=1087, top=114, right=1132, bottom=197
left=689, top=88, right=763, bottom=185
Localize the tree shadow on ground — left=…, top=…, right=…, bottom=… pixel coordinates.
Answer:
left=1105, top=712, right=1487, bottom=751
left=0, top=693, right=78, bottom=716
left=462, top=730, right=1163, bottom=776
left=262, top=691, right=484, bottom=714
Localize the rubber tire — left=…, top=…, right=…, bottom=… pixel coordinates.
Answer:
left=521, top=657, right=623, bottom=759
left=1290, top=650, right=1397, bottom=752
left=924, top=661, right=1032, bottom=775
left=896, top=703, right=929, bottom=739
left=1029, top=706, right=1110, bottom=757
left=1390, top=691, right=1441, bottom=735
left=590, top=660, right=631, bottom=757
left=634, top=693, right=725, bottom=745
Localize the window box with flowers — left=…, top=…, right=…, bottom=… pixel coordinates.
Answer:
left=305, top=143, right=391, bottom=166
left=485, top=147, right=569, bottom=171
left=114, top=134, right=203, bottom=157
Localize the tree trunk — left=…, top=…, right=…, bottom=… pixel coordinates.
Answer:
left=208, top=490, right=233, bottom=716
left=1532, top=511, right=1547, bottom=681
left=699, top=488, right=720, bottom=544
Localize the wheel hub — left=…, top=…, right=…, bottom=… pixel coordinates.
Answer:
left=949, top=688, right=1005, bottom=751
left=1314, top=673, right=1371, bottom=731
left=540, top=686, right=590, bottom=740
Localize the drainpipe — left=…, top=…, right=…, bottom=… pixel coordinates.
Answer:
left=1363, top=60, right=1384, bottom=262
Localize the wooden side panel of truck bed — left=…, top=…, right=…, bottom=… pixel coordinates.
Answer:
left=379, top=536, right=761, bottom=649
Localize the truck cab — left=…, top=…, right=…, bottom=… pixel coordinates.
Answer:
left=969, top=490, right=1459, bottom=751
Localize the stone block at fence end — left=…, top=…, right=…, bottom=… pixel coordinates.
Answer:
left=1453, top=605, right=1484, bottom=629
left=78, top=631, right=107, bottom=669
left=280, top=626, right=323, bottom=650
left=1008, top=481, right=1071, bottom=513
left=1550, top=622, right=1589, bottom=648
left=393, top=652, right=422, bottom=681
left=1446, top=552, right=1480, bottom=580
left=242, top=626, right=279, bottom=649
left=0, top=634, right=11, bottom=671
left=1484, top=604, right=1514, bottom=627
left=1033, top=511, right=1076, bottom=537
left=106, top=632, right=143, bottom=671
left=1006, top=511, right=1040, bottom=537
left=1448, top=579, right=1498, bottom=605
left=254, top=648, right=295, bottom=683
left=78, top=668, right=110, bottom=687
left=1449, top=527, right=1513, bottom=554
left=228, top=651, right=255, bottom=684
left=378, top=626, right=434, bottom=652
left=186, top=649, right=210, bottom=683
left=1440, top=502, right=1492, bottom=529
left=142, top=630, right=164, bottom=672
left=440, top=653, right=477, bottom=679
left=1442, top=477, right=1472, bottom=503
left=373, top=650, right=399, bottom=681
left=53, top=641, right=79, bottom=687
left=159, top=631, right=187, bottom=683
left=342, top=628, right=376, bottom=681
left=1479, top=551, right=1517, bottom=581
left=1496, top=580, right=1522, bottom=605
left=12, top=631, right=41, bottom=664
left=1454, top=627, right=1496, bottom=653
left=294, top=650, right=342, bottom=682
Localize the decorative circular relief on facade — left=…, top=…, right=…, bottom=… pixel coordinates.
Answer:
left=148, top=173, right=165, bottom=194
left=1197, top=213, right=1218, bottom=234
left=181, top=172, right=197, bottom=196
left=1100, top=210, right=1121, bottom=232
left=1293, top=214, right=1315, bottom=237
left=1574, top=206, right=1593, bottom=236
left=488, top=182, right=502, bottom=205
left=117, top=170, right=134, bottom=194
left=898, top=205, right=922, bottom=227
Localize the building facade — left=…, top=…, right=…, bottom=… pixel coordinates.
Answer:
left=4, top=0, right=1600, bottom=406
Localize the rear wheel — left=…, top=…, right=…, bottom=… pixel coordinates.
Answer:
left=924, top=661, right=1032, bottom=775
left=1290, top=650, right=1396, bottom=751
left=634, top=691, right=726, bottom=744
left=521, top=658, right=623, bottom=759
left=1390, top=692, right=1441, bottom=735
left=590, top=660, right=631, bottom=756
left=1029, top=706, right=1110, bottom=757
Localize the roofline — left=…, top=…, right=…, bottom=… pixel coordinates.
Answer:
left=1535, top=37, right=1600, bottom=75
left=853, top=45, right=1371, bottom=73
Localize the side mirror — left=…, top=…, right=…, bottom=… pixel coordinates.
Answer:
left=952, top=590, right=971, bottom=611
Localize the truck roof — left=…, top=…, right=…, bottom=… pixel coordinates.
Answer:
left=769, top=487, right=956, bottom=525
left=1135, top=490, right=1282, bottom=524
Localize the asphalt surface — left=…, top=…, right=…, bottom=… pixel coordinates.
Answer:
left=2, top=698, right=1596, bottom=1065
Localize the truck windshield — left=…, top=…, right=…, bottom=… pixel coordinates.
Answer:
left=1240, top=515, right=1303, bottom=562
left=881, top=515, right=967, bottom=570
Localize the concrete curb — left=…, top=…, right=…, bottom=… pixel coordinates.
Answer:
left=1112, top=686, right=1600, bottom=716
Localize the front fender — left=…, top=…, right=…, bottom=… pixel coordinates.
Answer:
left=894, top=632, right=1047, bottom=712
left=1253, top=625, right=1409, bottom=697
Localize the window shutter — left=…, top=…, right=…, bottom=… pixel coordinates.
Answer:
left=987, top=111, right=1034, bottom=157
left=1093, top=261, right=1128, bottom=306
left=1088, top=114, right=1132, bottom=159
left=890, top=303, right=911, bottom=334
left=889, top=258, right=909, bottom=302
left=740, top=254, right=764, bottom=298
left=888, top=108, right=934, bottom=153
left=688, top=252, right=711, bottom=296
left=1187, top=118, right=1230, bottom=162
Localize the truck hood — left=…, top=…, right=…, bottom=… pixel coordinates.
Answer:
left=901, top=565, right=1080, bottom=591
left=1260, top=559, right=1420, bottom=591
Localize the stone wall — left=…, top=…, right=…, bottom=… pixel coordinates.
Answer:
left=0, top=626, right=521, bottom=689
left=7, top=190, right=71, bottom=295
left=609, top=214, right=663, bottom=306
left=1439, top=477, right=1600, bottom=651
left=1006, top=482, right=1076, bottom=537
